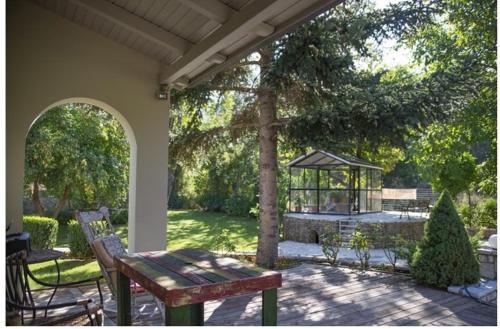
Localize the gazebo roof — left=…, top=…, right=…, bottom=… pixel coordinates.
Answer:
left=288, top=150, right=382, bottom=170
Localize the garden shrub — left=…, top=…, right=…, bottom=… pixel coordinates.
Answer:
left=23, top=216, right=58, bottom=249
left=211, top=228, right=236, bottom=256
left=458, top=199, right=497, bottom=229
left=411, top=190, right=479, bottom=288
left=349, top=230, right=370, bottom=269
left=469, top=229, right=484, bottom=262
left=395, top=239, right=418, bottom=270
left=320, top=232, right=342, bottom=266
left=67, top=220, right=93, bottom=258
left=111, top=208, right=128, bottom=225
left=458, top=204, right=474, bottom=227
left=474, top=199, right=497, bottom=229
left=54, top=209, right=75, bottom=225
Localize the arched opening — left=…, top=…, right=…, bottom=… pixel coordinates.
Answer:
left=310, top=230, right=320, bottom=244
left=23, top=98, right=136, bottom=244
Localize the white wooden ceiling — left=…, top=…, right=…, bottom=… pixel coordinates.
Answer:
left=32, top=0, right=339, bottom=89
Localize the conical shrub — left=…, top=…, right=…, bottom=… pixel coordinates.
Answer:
left=411, top=190, right=479, bottom=288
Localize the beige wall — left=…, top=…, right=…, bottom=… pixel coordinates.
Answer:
left=7, top=0, right=170, bottom=252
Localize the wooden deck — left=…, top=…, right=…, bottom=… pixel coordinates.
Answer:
left=30, top=263, right=497, bottom=326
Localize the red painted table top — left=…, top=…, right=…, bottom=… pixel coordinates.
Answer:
left=114, top=249, right=282, bottom=307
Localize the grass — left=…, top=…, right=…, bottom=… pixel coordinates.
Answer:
left=29, top=210, right=259, bottom=288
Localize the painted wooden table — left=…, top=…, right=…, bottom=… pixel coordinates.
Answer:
left=114, top=249, right=282, bottom=326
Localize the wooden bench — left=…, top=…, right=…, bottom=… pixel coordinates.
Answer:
left=114, top=248, right=282, bottom=326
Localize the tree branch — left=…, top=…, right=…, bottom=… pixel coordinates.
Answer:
left=206, top=85, right=260, bottom=93
left=237, top=60, right=261, bottom=66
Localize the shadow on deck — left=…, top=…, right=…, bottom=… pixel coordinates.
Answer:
left=30, top=263, right=497, bottom=326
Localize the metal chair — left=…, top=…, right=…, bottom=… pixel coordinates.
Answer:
left=75, top=207, right=164, bottom=320
left=6, top=250, right=103, bottom=326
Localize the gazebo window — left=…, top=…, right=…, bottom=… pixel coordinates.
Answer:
left=287, top=150, right=383, bottom=215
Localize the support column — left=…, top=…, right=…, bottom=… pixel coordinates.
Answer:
left=127, top=89, right=170, bottom=253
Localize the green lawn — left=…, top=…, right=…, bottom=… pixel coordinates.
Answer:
left=29, top=210, right=258, bottom=288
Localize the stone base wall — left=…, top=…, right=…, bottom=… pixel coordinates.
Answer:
left=283, top=215, right=425, bottom=247
left=478, top=247, right=497, bottom=279
left=283, top=217, right=339, bottom=243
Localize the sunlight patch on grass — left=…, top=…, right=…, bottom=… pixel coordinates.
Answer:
left=45, top=210, right=258, bottom=284
left=28, top=259, right=101, bottom=289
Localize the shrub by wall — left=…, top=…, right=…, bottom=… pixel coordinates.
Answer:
left=459, top=199, right=497, bottom=229
left=23, top=216, right=58, bottom=249
left=474, top=199, right=497, bottom=229
left=110, top=208, right=128, bottom=225
left=67, top=220, right=93, bottom=258
left=411, top=190, right=479, bottom=288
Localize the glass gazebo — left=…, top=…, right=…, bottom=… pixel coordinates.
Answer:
left=288, top=150, right=383, bottom=215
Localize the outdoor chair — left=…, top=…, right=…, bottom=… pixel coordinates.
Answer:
left=400, top=199, right=431, bottom=219
left=75, top=207, right=164, bottom=320
left=6, top=250, right=103, bottom=326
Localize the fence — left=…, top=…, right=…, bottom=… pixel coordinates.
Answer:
left=382, top=187, right=440, bottom=211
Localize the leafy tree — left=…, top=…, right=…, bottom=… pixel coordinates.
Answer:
left=410, top=124, right=477, bottom=198
left=172, top=0, right=449, bottom=268
left=408, top=0, right=496, bottom=197
left=25, top=104, right=129, bottom=218
left=411, top=190, right=479, bottom=288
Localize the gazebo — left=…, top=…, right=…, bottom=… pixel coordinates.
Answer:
left=287, top=150, right=383, bottom=215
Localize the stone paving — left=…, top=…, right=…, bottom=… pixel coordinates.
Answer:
left=278, top=240, right=408, bottom=267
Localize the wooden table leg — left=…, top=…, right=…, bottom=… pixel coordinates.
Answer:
left=165, top=303, right=204, bottom=326
left=262, top=288, right=277, bottom=326
left=116, top=272, right=131, bottom=326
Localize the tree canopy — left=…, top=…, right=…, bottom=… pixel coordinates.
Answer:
left=25, top=104, right=129, bottom=217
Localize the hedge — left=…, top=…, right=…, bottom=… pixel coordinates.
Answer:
left=67, top=220, right=93, bottom=258
left=23, top=216, right=58, bottom=249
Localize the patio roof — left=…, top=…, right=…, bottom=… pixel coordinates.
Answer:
left=7, top=0, right=343, bottom=251
left=288, top=150, right=382, bottom=170
left=33, top=0, right=340, bottom=89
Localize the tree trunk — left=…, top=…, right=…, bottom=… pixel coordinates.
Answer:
left=31, top=178, right=45, bottom=216
left=167, top=166, right=176, bottom=205
left=53, top=185, right=70, bottom=219
left=256, top=49, right=279, bottom=269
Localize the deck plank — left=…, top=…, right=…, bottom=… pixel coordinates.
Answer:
left=30, top=263, right=497, bottom=326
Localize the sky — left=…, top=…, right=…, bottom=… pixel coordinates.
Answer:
left=359, top=0, right=414, bottom=70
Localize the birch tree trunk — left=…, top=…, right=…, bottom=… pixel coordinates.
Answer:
left=256, top=49, right=279, bottom=268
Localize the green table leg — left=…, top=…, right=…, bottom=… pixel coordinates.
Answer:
left=262, top=288, right=278, bottom=326
left=165, top=303, right=204, bottom=326
left=116, top=272, right=131, bottom=326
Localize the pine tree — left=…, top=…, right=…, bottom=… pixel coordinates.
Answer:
left=411, top=190, right=479, bottom=288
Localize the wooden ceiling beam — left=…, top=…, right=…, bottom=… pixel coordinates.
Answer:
left=69, top=0, right=191, bottom=55
left=182, top=0, right=232, bottom=24
left=160, top=0, right=290, bottom=85
left=188, top=0, right=340, bottom=88
left=182, top=0, right=276, bottom=36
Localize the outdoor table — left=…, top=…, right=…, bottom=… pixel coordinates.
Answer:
left=26, top=249, right=65, bottom=316
left=114, top=249, right=282, bottom=326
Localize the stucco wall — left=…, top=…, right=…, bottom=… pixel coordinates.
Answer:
left=7, top=0, right=169, bottom=252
